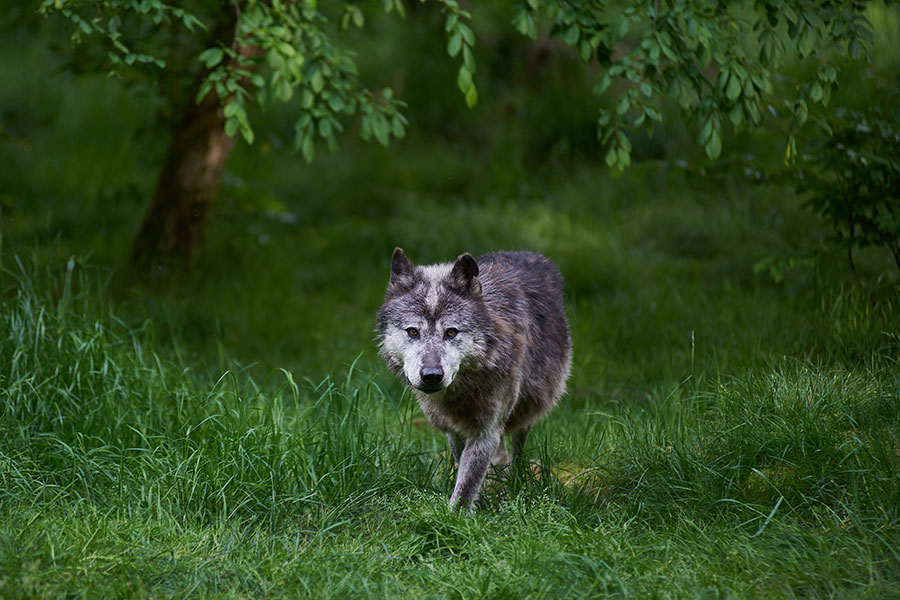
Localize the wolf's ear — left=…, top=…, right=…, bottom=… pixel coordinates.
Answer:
left=389, top=247, right=415, bottom=291
left=450, top=253, right=481, bottom=297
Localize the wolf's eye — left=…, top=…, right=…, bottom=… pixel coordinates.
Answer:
left=406, top=327, right=419, bottom=338
left=445, top=328, right=459, bottom=339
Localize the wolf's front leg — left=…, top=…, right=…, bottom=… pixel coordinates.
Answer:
left=449, top=428, right=502, bottom=510
left=447, top=432, right=465, bottom=464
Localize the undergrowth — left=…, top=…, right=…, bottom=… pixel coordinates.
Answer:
left=2, top=259, right=898, bottom=598
left=3, top=12, right=900, bottom=598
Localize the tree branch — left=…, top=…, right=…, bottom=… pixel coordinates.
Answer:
left=231, top=0, right=242, bottom=54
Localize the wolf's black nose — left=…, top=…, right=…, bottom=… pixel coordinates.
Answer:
left=420, top=366, right=444, bottom=385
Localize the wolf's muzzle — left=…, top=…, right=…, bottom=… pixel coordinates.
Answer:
left=418, top=365, right=445, bottom=393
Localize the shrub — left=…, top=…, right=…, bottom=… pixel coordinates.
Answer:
left=799, top=85, right=900, bottom=279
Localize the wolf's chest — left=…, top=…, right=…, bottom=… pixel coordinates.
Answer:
left=414, top=386, right=506, bottom=436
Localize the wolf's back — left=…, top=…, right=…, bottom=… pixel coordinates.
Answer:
left=475, top=251, right=572, bottom=407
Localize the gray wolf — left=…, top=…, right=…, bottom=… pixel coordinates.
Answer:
left=376, top=248, right=572, bottom=510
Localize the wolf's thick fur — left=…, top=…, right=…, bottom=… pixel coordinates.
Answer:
left=376, top=248, right=572, bottom=509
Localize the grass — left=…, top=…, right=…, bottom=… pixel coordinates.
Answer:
left=3, top=12, right=900, bottom=599
left=2, top=258, right=899, bottom=598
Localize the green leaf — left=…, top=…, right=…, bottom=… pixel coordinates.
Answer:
left=318, top=118, right=332, bottom=138
left=699, top=117, right=713, bottom=144
left=819, top=64, right=837, bottom=82
left=726, top=72, right=742, bottom=101
left=634, top=111, right=646, bottom=128
left=199, top=47, right=224, bottom=68
left=821, top=83, right=831, bottom=107
left=616, top=130, right=632, bottom=153
left=462, top=46, right=475, bottom=72
left=746, top=100, right=761, bottom=125
left=311, top=69, right=324, bottom=93
left=225, top=116, right=239, bottom=137
left=678, top=81, right=693, bottom=109
left=301, top=134, right=315, bottom=163
left=327, top=94, right=346, bottom=113
left=391, top=115, right=406, bottom=138
left=594, top=73, right=612, bottom=95
left=579, top=39, right=592, bottom=62
left=792, top=102, right=808, bottom=129
left=299, top=88, right=313, bottom=109
left=656, top=32, right=676, bottom=60
left=605, top=145, right=617, bottom=167
left=783, top=134, right=796, bottom=165
left=698, top=43, right=711, bottom=68
left=240, top=124, right=254, bottom=145
left=639, top=82, right=652, bottom=98
left=183, top=12, right=204, bottom=32
left=373, top=114, right=389, bottom=146
left=809, top=81, right=823, bottom=103
left=445, top=13, right=458, bottom=32
left=276, top=79, right=293, bottom=102
left=448, top=31, right=462, bottom=57
left=196, top=79, right=213, bottom=103
left=729, top=104, right=744, bottom=126
left=465, top=85, right=478, bottom=108
left=562, top=23, right=579, bottom=45
left=798, top=26, right=815, bottom=57
left=457, top=65, right=472, bottom=94
left=458, top=23, right=475, bottom=46
left=704, top=130, right=722, bottom=159
left=267, top=50, right=285, bottom=72
left=277, top=42, right=296, bottom=58
left=597, top=109, right=611, bottom=127
left=512, top=10, right=537, bottom=39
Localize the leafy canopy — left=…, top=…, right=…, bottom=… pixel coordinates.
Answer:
left=800, top=91, right=900, bottom=274
left=41, top=0, right=897, bottom=168
left=512, top=0, right=894, bottom=169
left=40, top=0, right=477, bottom=162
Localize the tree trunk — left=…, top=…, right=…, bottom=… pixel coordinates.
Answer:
left=130, top=87, right=235, bottom=274
left=130, top=4, right=255, bottom=275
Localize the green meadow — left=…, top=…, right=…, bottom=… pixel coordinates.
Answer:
left=2, top=9, right=899, bottom=598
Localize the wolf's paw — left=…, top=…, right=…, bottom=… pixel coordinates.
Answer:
left=448, top=494, right=476, bottom=513
left=449, top=493, right=491, bottom=513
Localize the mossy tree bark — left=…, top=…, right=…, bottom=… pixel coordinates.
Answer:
left=130, top=86, right=235, bottom=273
left=130, top=5, right=256, bottom=274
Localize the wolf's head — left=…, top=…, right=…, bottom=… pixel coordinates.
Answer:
left=376, top=248, right=490, bottom=394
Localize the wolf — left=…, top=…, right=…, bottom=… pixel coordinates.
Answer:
left=376, top=248, right=572, bottom=510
